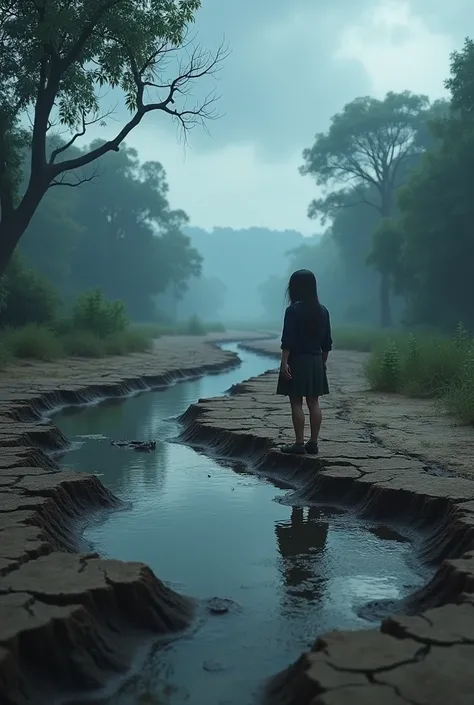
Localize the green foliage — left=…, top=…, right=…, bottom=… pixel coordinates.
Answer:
left=442, top=344, right=474, bottom=424
left=363, top=329, right=474, bottom=424
left=367, top=218, right=403, bottom=277
left=19, top=141, right=202, bottom=319
left=1, top=324, right=63, bottom=360
left=300, top=92, right=434, bottom=327
left=62, top=330, right=106, bottom=358
left=103, top=329, right=154, bottom=355
left=0, top=0, right=224, bottom=277
left=301, top=91, right=430, bottom=220
left=72, top=289, right=127, bottom=337
left=365, top=339, right=402, bottom=392
left=0, top=255, right=60, bottom=327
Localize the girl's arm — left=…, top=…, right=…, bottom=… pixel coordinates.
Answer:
left=321, top=308, right=333, bottom=364
left=280, top=307, right=295, bottom=377
left=280, top=306, right=296, bottom=352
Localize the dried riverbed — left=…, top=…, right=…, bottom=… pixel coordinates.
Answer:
left=1, top=335, right=474, bottom=705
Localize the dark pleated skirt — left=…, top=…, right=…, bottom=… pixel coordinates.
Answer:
left=276, top=352, right=329, bottom=398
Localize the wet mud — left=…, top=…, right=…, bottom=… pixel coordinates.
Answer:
left=0, top=335, right=260, bottom=705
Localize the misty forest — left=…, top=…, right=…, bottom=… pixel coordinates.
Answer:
left=0, top=2, right=474, bottom=418
left=0, top=1, right=474, bottom=330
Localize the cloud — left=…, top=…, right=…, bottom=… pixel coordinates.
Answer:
left=80, top=0, right=471, bottom=235
left=336, top=1, right=451, bottom=98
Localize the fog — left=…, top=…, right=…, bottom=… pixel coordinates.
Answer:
left=5, top=0, right=474, bottom=332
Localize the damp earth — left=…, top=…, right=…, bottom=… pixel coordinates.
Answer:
left=54, top=344, right=431, bottom=705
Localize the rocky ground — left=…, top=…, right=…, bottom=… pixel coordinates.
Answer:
left=176, top=338, right=474, bottom=705
left=0, top=333, right=262, bottom=705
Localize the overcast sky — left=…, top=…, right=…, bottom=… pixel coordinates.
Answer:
left=88, top=0, right=469, bottom=235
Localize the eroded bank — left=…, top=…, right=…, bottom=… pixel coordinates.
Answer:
left=177, top=340, right=474, bottom=705
left=0, top=334, right=264, bottom=705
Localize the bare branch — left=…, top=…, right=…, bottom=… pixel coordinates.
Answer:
left=51, top=41, right=228, bottom=178
left=49, top=163, right=100, bottom=188
left=49, top=105, right=117, bottom=162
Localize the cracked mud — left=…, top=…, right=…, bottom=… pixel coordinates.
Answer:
left=0, top=333, right=259, bottom=705
left=176, top=338, right=474, bottom=705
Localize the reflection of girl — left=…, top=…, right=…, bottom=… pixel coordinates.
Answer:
left=274, top=507, right=328, bottom=600
left=277, top=269, right=332, bottom=455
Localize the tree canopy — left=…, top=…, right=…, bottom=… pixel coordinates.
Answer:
left=300, top=92, right=447, bottom=327
left=0, top=0, right=225, bottom=273
left=19, top=139, right=201, bottom=320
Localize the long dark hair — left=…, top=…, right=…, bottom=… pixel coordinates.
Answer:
left=286, top=269, right=324, bottom=328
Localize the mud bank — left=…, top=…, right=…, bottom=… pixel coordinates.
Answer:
left=0, top=334, right=263, bottom=705
left=178, top=367, right=474, bottom=704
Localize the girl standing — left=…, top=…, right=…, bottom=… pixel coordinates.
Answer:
left=276, top=269, right=332, bottom=455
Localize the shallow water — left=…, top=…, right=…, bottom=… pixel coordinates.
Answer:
left=55, top=343, right=430, bottom=705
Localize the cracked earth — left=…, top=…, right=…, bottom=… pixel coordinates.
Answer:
left=0, top=333, right=261, bottom=705
left=2, top=332, right=474, bottom=704
left=177, top=338, right=474, bottom=705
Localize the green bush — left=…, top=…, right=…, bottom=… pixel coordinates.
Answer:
left=72, top=289, right=127, bottom=337
left=2, top=324, right=63, bottom=360
left=116, top=328, right=154, bottom=353
left=62, top=330, right=106, bottom=358
left=0, top=255, right=60, bottom=327
left=442, top=344, right=474, bottom=424
left=365, top=339, right=402, bottom=392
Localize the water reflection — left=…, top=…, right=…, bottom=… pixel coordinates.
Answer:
left=275, top=507, right=328, bottom=605
left=52, top=344, right=431, bottom=705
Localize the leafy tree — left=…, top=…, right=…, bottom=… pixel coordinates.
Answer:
left=389, top=38, right=474, bottom=330
left=300, top=91, right=431, bottom=327
left=0, top=254, right=60, bottom=327
left=49, top=142, right=201, bottom=318
left=0, top=0, right=226, bottom=274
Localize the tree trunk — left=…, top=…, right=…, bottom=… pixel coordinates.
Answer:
left=379, top=272, right=391, bottom=328
left=0, top=218, right=24, bottom=275
left=0, top=181, right=48, bottom=276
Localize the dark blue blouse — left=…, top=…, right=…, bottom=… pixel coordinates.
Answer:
left=280, top=302, right=332, bottom=354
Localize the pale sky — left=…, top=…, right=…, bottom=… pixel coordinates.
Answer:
left=84, top=0, right=467, bottom=236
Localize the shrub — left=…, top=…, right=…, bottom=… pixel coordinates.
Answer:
left=119, top=328, right=154, bottom=353
left=442, top=345, right=474, bottom=424
left=62, top=330, right=106, bottom=358
left=72, top=289, right=127, bottom=337
left=0, top=255, right=60, bottom=327
left=365, top=339, right=402, bottom=392
left=2, top=324, right=63, bottom=360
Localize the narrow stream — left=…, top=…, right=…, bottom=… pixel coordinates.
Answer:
left=54, top=343, right=431, bottom=705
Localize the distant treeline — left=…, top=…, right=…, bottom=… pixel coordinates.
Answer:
left=10, top=139, right=201, bottom=323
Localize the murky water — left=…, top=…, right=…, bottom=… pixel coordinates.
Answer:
left=54, top=343, right=430, bottom=705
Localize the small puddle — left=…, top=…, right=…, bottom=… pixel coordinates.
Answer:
left=54, top=343, right=431, bottom=705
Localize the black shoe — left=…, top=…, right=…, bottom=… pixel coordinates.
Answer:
left=281, top=443, right=306, bottom=455
left=305, top=440, right=319, bottom=455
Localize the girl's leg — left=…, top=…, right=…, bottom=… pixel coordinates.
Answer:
left=289, top=396, right=305, bottom=444
left=306, top=396, right=322, bottom=442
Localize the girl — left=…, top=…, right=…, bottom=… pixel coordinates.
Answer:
left=276, top=269, right=332, bottom=455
